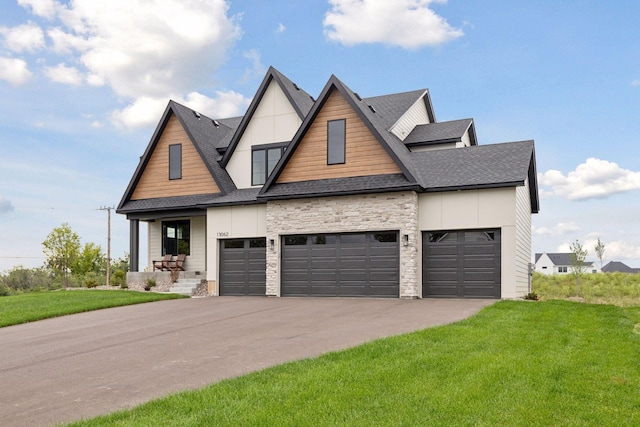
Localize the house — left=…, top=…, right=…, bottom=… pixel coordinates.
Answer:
left=602, top=261, right=640, bottom=274
left=534, top=252, right=599, bottom=275
left=117, top=66, right=539, bottom=299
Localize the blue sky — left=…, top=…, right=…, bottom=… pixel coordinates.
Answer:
left=1, top=0, right=639, bottom=272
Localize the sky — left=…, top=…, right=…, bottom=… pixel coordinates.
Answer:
left=1, top=0, right=639, bottom=273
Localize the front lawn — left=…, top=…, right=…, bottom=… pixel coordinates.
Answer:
left=70, top=300, right=640, bottom=426
left=0, top=290, right=187, bottom=328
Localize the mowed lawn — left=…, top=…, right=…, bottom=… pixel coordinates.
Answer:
left=0, top=290, right=186, bottom=328
left=70, top=300, right=640, bottom=426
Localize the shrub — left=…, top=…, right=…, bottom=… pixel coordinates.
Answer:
left=111, top=270, right=126, bottom=287
left=83, top=272, right=100, bottom=288
left=524, top=292, right=539, bottom=301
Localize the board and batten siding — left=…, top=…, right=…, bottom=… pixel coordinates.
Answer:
left=277, top=89, right=401, bottom=183
left=147, top=216, right=206, bottom=272
left=515, top=178, right=533, bottom=295
left=132, top=114, right=219, bottom=200
left=418, top=187, right=529, bottom=299
left=226, top=80, right=302, bottom=189
left=389, top=93, right=430, bottom=141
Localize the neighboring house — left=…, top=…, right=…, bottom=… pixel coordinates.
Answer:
left=534, top=252, right=599, bottom=275
left=602, top=261, right=640, bottom=274
left=117, top=66, right=540, bottom=299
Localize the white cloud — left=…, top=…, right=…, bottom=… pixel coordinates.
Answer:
left=0, top=22, right=45, bottom=52
left=17, top=0, right=242, bottom=128
left=0, top=57, right=32, bottom=85
left=242, top=49, right=265, bottom=83
left=323, top=0, right=463, bottom=49
left=182, top=90, right=251, bottom=118
left=538, top=158, right=640, bottom=200
left=18, top=0, right=59, bottom=20
left=275, top=23, right=286, bottom=34
left=111, top=90, right=251, bottom=129
left=43, top=62, right=83, bottom=85
left=632, top=80, right=640, bottom=87
left=0, top=195, right=15, bottom=215
left=533, top=221, right=580, bottom=236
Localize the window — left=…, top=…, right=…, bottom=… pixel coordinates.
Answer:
left=252, top=143, right=287, bottom=185
left=558, top=266, right=568, bottom=273
left=224, top=240, right=245, bottom=249
left=169, top=144, right=182, bottom=180
left=162, top=220, right=190, bottom=255
left=327, top=119, right=345, bottom=165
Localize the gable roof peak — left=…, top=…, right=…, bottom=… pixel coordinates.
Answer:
left=219, top=66, right=314, bottom=167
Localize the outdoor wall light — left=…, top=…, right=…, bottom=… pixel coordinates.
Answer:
left=402, top=234, right=409, bottom=246
left=269, top=239, right=275, bottom=249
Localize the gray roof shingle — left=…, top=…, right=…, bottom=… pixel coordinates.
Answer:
left=412, top=140, right=534, bottom=191
left=404, top=118, right=474, bottom=146
left=363, top=89, right=427, bottom=131
left=259, top=174, right=416, bottom=200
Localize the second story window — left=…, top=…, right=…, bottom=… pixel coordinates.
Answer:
left=327, top=119, right=346, bottom=165
left=169, top=144, right=182, bottom=180
left=252, top=143, right=287, bottom=186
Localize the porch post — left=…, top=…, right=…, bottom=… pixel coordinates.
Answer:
left=129, top=219, right=139, bottom=272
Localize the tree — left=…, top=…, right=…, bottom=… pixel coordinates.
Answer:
left=569, top=239, right=588, bottom=297
left=73, top=242, right=105, bottom=277
left=42, top=223, right=81, bottom=286
left=594, top=238, right=606, bottom=270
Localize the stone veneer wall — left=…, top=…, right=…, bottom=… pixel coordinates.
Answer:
left=266, top=191, right=419, bottom=298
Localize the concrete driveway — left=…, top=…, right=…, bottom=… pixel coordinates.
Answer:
left=0, top=296, right=494, bottom=426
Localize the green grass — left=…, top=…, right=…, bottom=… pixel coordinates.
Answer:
left=0, top=290, right=187, bottom=328
left=69, top=300, right=640, bottom=426
left=533, top=272, right=640, bottom=306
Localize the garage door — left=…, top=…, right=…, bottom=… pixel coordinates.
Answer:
left=219, top=238, right=266, bottom=296
left=281, top=231, right=399, bottom=297
left=422, top=229, right=501, bottom=298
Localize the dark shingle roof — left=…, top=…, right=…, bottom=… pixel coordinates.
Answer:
left=602, top=261, right=640, bottom=273
left=364, top=89, right=427, bottom=130
left=412, top=140, right=534, bottom=191
left=118, top=193, right=219, bottom=213
left=259, top=174, right=417, bottom=200
left=202, top=187, right=262, bottom=206
left=404, top=118, right=474, bottom=146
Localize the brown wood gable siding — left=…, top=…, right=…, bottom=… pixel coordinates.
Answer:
left=131, top=114, right=220, bottom=200
left=276, top=89, right=401, bottom=183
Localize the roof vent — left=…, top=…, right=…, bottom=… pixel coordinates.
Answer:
left=368, top=105, right=376, bottom=113
left=293, top=83, right=300, bottom=91
left=193, top=111, right=201, bottom=119
left=212, top=119, right=220, bottom=128
left=309, top=95, right=315, bottom=102
left=354, top=92, right=362, bottom=101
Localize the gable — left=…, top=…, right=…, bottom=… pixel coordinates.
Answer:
left=226, top=79, right=303, bottom=189
left=131, top=114, right=220, bottom=200
left=389, top=92, right=431, bottom=140
left=276, top=88, right=402, bottom=184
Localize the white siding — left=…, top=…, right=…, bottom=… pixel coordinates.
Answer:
left=206, top=205, right=267, bottom=294
left=389, top=93, right=430, bottom=140
left=226, top=81, right=302, bottom=189
left=515, top=179, right=532, bottom=295
left=419, top=188, right=526, bottom=299
left=145, top=216, right=206, bottom=272
left=409, top=142, right=457, bottom=153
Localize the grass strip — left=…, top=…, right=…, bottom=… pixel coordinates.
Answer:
left=70, top=300, right=640, bottom=426
left=0, top=290, right=186, bottom=328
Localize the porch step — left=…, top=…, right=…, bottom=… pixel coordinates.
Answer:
left=168, top=279, right=202, bottom=296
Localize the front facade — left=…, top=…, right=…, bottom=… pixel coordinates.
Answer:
left=118, top=67, right=540, bottom=299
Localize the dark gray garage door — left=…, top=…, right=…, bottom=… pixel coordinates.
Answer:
left=219, top=238, right=266, bottom=296
left=282, top=231, right=399, bottom=297
left=422, top=229, right=501, bottom=298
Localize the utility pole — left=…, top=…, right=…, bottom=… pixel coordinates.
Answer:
left=99, top=206, right=114, bottom=286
